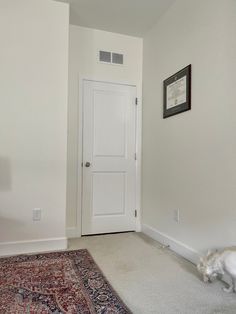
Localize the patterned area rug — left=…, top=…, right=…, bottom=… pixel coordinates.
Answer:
left=0, top=249, right=131, bottom=313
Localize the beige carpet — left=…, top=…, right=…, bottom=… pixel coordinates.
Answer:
left=69, top=232, right=236, bottom=314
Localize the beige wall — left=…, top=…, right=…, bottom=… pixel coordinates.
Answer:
left=142, top=0, right=236, bottom=253
left=67, top=26, right=143, bottom=234
left=0, top=0, right=69, bottom=254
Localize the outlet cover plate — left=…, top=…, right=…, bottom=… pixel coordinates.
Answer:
left=33, top=208, right=41, bottom=221
left=174, top=209, right=180, bottom=223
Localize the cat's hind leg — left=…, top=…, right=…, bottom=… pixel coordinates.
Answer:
left=223, top=285, right=233, bottom=293
left=233, top=278, right=236, bottom=293
left=223, top=277, right=235, bottom=293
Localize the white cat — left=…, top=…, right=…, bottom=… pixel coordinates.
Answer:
left=197, top=247, right=236, bottom=293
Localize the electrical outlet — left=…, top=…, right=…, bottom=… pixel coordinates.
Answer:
left=33, top=208, right=41, bottom=221
left=174, top=209, right=180, bottom=223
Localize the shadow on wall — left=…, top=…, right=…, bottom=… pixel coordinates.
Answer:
left=0, top=157, right=12, bottom=191
left=0, top=217, right=28, bottom=243
left=0, top=157, right=20, bottom=242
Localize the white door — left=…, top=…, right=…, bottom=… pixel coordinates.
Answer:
left=82, top=80, right=137, bottom=235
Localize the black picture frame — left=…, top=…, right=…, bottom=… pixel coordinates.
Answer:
left=163, top=65, right=191, bottom=118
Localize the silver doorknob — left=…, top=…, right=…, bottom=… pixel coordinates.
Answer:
left=85, top=162, right=91, bottom=168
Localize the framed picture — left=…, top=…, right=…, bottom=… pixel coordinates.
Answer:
left=163, top=65, right=191, bottom=118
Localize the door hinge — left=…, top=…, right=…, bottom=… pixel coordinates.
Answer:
left=134, top=210, right=137, bottom=218
left=135, top=97, right=138, bottom=105
left=134, top=153, right=137, bottom=160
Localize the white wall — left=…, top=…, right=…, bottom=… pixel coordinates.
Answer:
left=142, top=0, right=236, bottom=257
left=67, top=25, right=143, bottom=235
left=0, top=0, right=69, bottom=255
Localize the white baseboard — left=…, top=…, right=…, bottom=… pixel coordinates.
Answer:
left=142, top=224, right=232, bottom=286
left=142, top=224, right=200, bottom=265
left=0, top=237, right=68, bottom=257
left=66, top=227, right=81, bottom=239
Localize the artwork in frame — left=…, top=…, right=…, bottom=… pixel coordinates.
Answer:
left=163, top=65, right=191, bottom=118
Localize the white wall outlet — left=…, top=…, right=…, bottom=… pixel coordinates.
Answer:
left=33, top=208, right=41, bottom=221
left=174, top=209, right=180, bottom=223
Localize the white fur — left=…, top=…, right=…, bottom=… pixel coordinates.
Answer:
left=197, top=247, right=236, bottom=293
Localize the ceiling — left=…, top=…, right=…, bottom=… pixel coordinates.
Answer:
left=57, top=0, right=175, bottom=37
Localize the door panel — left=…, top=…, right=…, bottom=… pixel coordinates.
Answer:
left=93, top=90, right=126, bottom=157
left=92, top=172, right=126, bottom=216
left=82, top=80, right=136, bottom=235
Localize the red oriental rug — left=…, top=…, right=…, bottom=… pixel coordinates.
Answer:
left=0, top=249, right=131, bottom=313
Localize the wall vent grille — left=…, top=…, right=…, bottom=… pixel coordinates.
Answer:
left=99, top=51, right=111, bottom=63
left=99, top=50, right=124, bottom=65
left=112, top=53, right=123, bottom=65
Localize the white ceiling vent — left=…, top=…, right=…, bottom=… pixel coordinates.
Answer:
left=99, top=50, right=124, bottom=65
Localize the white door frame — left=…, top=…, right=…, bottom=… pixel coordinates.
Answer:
left=74, top=77, right=142, bottom=238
